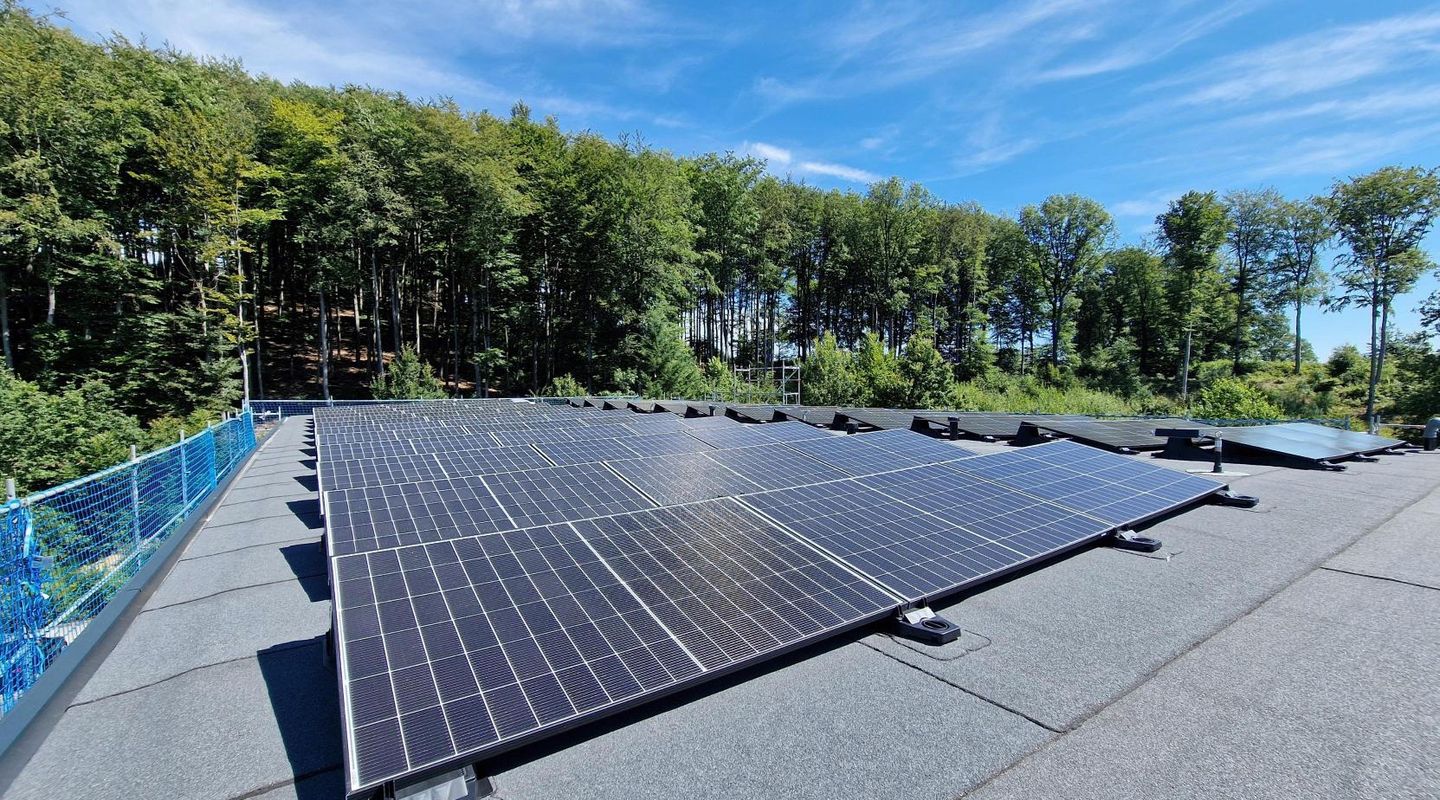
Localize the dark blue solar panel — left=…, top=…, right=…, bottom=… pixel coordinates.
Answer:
left=852, top=429, right=979, bottom=463
left=944, top=440, right=1225, bottom=527
left=781, top=434, right=924, bottom=476
left=334, top=500, right=897, bottom=793
left=604, top=452, right=761, bottom=506
left=703, top=444, right=848, bottom=489
left=482, top=464, right=654, bottom=529
left=533, top=438, right=643, bottom=466
left=679, top=423, right=779, bottom=449
left=324, top=476, right=514, bottom=556
left=741, top=479, right=1029, bottom=600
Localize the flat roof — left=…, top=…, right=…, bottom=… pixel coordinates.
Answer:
left=2, top=414, right=1437, bottom=800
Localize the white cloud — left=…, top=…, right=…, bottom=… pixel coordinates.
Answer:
left=1160, top=10, right=1440, bottom=107
left=745, top=141, right=793, bottom=166
left=1034, top=0, right=1257, bottom=82
left=796, top=160, right=878, bottom=183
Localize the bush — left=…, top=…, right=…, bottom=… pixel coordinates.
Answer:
left=899, top=333, right=955, bottom=408
left=853, top=333, right=905, bottom=407
left=0, top=370, right=146, bottom=493
left=1191, top=377, right=1285, bottom=419
left=542, top=374, right=587, bottom=397
left=800, top=333, right=861, bottom=406
left=372, top=347, right=446, bottom=399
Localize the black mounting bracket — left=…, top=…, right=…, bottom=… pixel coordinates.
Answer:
left=1316, top=460, right=1348, bottom=472
left=1350, top=454, right=1380, bottom=463
left=1210, top=490, right=1260, bottom=508
left=1108, top=528, right=1162, bottom=552
left=889, top=607, right=962, bottom=645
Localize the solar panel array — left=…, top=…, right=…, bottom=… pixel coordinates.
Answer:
left=314, top=399, right=1231, bottom=795
left=1017, top=417, right=1219, bottom=451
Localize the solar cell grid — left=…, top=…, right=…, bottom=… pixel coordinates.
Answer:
left=741, top=479, right=1024, bottom=600
left=852, top=428, right=978, bottom=462
left=482, top=464, right=654, bottom=529
left=702, top=444, right=848, bottom=489
left=333, top=523, right=705, bottom=790
left=781, top=434, right=926, bottom=476
left=679, top=423, right=782, bottom=449
left=604, top=452, right=761, bottom=506
left=533, top=438, right=644, bottom=467
left=944, top=440, right=1225, bottom=527
left=619, top=432, right=714, bottom=457
left=747, top=421, right=836, bottom=445
left=325, top=476, right=514, bottom=556
left=334, top=500, right=898, bottom=793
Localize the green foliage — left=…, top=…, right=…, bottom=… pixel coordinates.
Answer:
left=852, top=333, right=905, bottom=407
left=1191, top=377, right=1286, bottom=420
left=542, top=374, right=587, bottom=398
left=0, top=369, right=143, bottom=492
left=372, top=347, right=446, bottom=399
left=800, top=333, right=860, bottom=406
left=628, top=305, right=705, bottom=399
left=899, top=332, right=955, bottom=408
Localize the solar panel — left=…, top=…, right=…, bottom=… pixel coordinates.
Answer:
left=781, top=434, right=926, bottom=476
left=748, top=421, right=836, bottom=444
left=703, top=444, right=849, bottom=489
left=481, top=464, right=654, bottom=529
left=680, top=423, right=783, bottom=449
left=604, top=452, right=762, bottom=506
left=617, top=414, right=686, bottom=433
left=1020, top=418, right=1216, bottom=451
left=678, top=415, right=736, bottom=429
left=324, top=476, right=514, bottom=557
left=617, top=432, right=714, bottom=457
left=772, top=406, right=839, bottom=426
left=944, top=440, right=1226, bottom=527
left=532, top=438, right=643, bottom=467
left=322, top=447, right=554, bottom=492
left=742, top=478, right=1039, bottom=601
left=1215, top=422, right=1404, bottom=463
left=725, top=405, right=779, bottom=423
left=913, top=412, right=1087, bottom=439
left=852, top=429, right=979, bottom=463
left=834, top=408, right=924, bottom=431
left=333, top=500, right=897, bottom=794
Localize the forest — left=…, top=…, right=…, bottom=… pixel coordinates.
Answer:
left=2, top=3, right=1440, bottom=491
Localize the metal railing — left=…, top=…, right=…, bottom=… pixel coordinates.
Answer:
left=1, top=411, right=257, bottom=713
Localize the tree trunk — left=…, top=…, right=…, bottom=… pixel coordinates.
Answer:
left=0, top=270, right=11, bottom=370
left=371, top=249, right=384, bottom=378
left=319, top=289, right=331, bottom=401
left=1292, top=301, right=1303, bottom=375
left=1364, top=297, right=1380, bottom=429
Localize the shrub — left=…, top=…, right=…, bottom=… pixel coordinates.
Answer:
left=1191, top=377, right=1285, bottom=420
left=0, top=370, right=145, bottom=493
left=542, top=374, right=587, bottom=397
left=800, top=333, right=861, bottom=406
left=372, top=347, right=446, bottom=399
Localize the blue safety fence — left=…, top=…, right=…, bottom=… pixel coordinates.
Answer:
left=0, top=411, right=257, bottom=714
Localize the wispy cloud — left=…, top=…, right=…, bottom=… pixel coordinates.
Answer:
left=797, top=160, right=878, bottom=183
left=1156, top=9, right=1440, bottom=106
left=745, top=141, right=793, bottom=166
left=1033, top=0, right=1258, bottom=82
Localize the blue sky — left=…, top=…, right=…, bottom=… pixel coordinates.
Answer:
left=49, top=0, right=1440, bottom=358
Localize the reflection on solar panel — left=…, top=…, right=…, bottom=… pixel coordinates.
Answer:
left=782, top=435, right=926, bottom=476
left=619, top=432, right=714, bottom=457
left=618, top=414, right=686, bottom=433
left=678, top=415, right=736, bottom=429
left=749, top=421, right=836, bottom=445
left=482, top=464, right=654, bottom=529
left=533, top=438, right=643, bottom=467
left=1216, top=422, right=1404, bottom=463
left=605, top=452, right=761, bottom=506
left=704, top=444, right=849, bottom=489
left=852, top=429, right=978, bottom=462
left=333, top=500, right=897, bottom=793
left=680, top=423, right=784, bottom=449
left=1021, top=418, right=1216, bottom=451
left=742, top=478, right=1046, bottom=601
left=945, top=440, right=1225, bottom=527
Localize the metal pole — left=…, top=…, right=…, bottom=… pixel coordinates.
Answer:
left=179, top=427, right=189, bottom=508
left=1181, top=328, right=1193, bottom=411
left=1210, top=434, right=1224, bottom=474
left=5, top=478, right=15, bottom=502
left=130, top=445, right=141, bottom=546
left=948, top=416, right=960, bottom=440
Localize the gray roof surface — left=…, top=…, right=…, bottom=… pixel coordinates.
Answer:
left=2, top=415, right=1438, bottom=800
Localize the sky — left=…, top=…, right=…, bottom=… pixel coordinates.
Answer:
left=46, top=0, right=1440, bottom=358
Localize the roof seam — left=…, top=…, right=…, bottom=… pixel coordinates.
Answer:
left=65, top=639, right=319, bottom=711
left=1317, top=566, right=1440, bottom=593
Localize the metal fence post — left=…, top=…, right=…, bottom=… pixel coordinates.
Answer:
left=178, top=427, right=189, bottom=509
left=130, top=445, right=141, bottom=548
